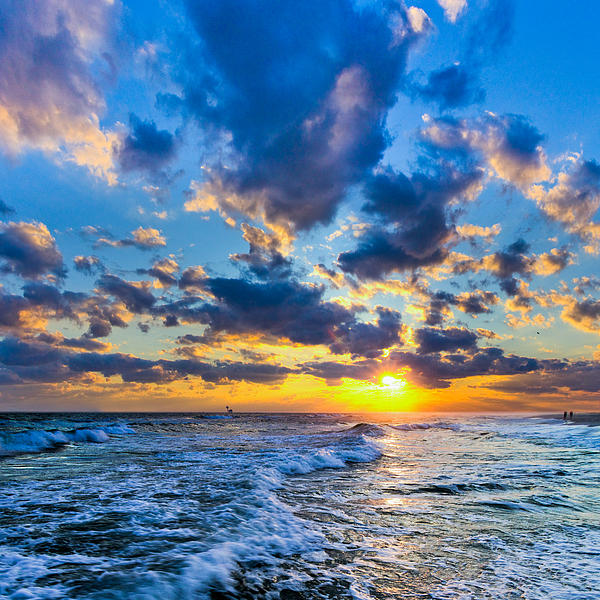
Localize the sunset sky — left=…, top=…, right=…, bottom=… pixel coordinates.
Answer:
left=1, top=0, right=600, bottom=412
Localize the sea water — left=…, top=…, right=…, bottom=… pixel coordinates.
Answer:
left=1, top=413, right=598, bottom=599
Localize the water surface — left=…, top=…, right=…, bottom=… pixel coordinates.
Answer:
left=1, top=413, right=598, bottom=599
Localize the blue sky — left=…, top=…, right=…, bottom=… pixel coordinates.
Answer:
left=0, top=0, right=599, bottom=411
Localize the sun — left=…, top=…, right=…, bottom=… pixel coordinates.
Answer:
left=380, top=375, right=406, bottom=390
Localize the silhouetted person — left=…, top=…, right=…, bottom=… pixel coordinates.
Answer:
left=563, top=411, right=568, bottom=421
left=569, top=411, right=573, bottom=421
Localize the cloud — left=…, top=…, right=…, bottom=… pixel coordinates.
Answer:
left=117, top=114, right=177, bottom=174
left=300, top=359, right=377, bottom=386
left=528, top=159, right=600, bottom=251
left=0, top=221, right=64, bottom=279
left=312, top=263, right=346, bottom=289
left=338, top=226, right=449, bottom=280
left=169, top=0, right=427, bottom=234
left=22, top=282, right=83, bottom=317
left=406, top=7, right=432, bottom=34
left=337, top=163, right=483, bottom=280
left=0, top=337, right=294, bottom=385
left=532, top=247, right=574, bottom=276
left=412, top=63, right=485, bottom=109
left=0, top=291, right=34, bottom=332
left=73, top=255, right=104, bottom=275
left=0, top=281, right=131, bottom=342
left=437, top=0, right=467, bottom=23
left=414, top=326, right=478, bottom=354
left=178, top=265, right=208, bottom=291
left=482, top=238, right=535, bottom=281
left=482, top=362, right=600, bottom=395
left=85, top=225, right=167, bottom=249
left=36, top=331, right=110, bottom=352
left=0, top=0, right=120, bottom=182
left=141, top=257, right=180, bottom=288
left=0, top=336, right=64, bottom=367
left=0, top=199, right=15, bottom=215
left=420, top=112, right=550, bottom=189
left=561, top=298, right=600, bottom=334
left=572, top=276, right=600, bottom=296
left=410, top=1, right=513, bottom=109
left=456, top=223, right=501, bottom=242
left=159, top=276, right=402, bottom=357
left=229, top=223, right=292, bottom=279
left=299, top=343, right=572, bottom=390
left=423, top=289, right=499, bottom=324
left=455, top=290, right=499, bottom=315
left=447, top=240, right=572, bottom=295
left=328, top=307, right=403, bottom=358
left=96, top=274, right=156, bottom=313
left=387, top=347, right=548, bottom=388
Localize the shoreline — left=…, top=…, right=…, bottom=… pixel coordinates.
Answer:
left=536, top=412, right=600, bottom=426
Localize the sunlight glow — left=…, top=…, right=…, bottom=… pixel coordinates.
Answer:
left=380, top=375, right=406, bottom=390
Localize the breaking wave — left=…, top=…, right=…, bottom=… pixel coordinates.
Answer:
left=0, top=423, right=135, bottom=457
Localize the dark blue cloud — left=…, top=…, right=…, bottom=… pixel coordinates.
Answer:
left=328, top=307, right=403, bottom=359
left=229, top=224, right=291, bottom=280
left=0, top=221, right=65, bottom=279
left=387, top=347, right=545, bottom=388
left=118, top=114, right=177, bottom=174
left=0, top=283, right=128, bottom=341
left=409, top=0, right=514, bottom=110
left=419, top=112, right=548, bottom=188
left=0, top=199, right=15, bottom=215
left=414, top=327, right=478, bottom=354
left=73, top=255, right=104, bottom=275
left=96, top=274, right=156, bottom=313
left=166, top=0, right=424, bottom=231
left=338, top=224, right=449, bottom=280
left=424, top=290, right=499, bottom=325
left=0, top=337, right=63, bottom=366
left=412, top=64, right=485, bottom=109
left=0, top=338, right=294, bottom=385
left=486, top=239, right=535, bottom=296
left=338, top=164, right=483, bottom=279
left=0, top=291, right=33, bottom=329
left=23, top=282, right=85, bottom=316
left=299, top=344, right=573, bottom=390
left=159, top=276, right=402, bottom=357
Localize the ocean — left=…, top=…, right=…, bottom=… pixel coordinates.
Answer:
left=1, top=413, right=599, bottom=599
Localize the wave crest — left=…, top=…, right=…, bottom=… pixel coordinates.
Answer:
left=0, top=424, right=135, bottom=457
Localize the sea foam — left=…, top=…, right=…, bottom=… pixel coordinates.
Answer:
left=0, top=423, right=135, bottom=456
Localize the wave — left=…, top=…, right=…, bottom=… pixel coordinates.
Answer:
left=343, top=422, right=388, bottom=437
left=0, top=423, right=135, bottom=457
left=389, top=421, right=460, bottom=431
left=400, top=482, right=509, bottom=495
left=276, top=441, right=382, bottom=476
left=477, top=499, right=535, bottom=511
left=202, top=415, right=235, bottom=420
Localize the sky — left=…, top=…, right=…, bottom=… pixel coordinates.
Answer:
left=1, top=0, right=600, bottom=412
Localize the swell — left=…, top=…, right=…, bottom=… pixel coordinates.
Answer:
left=0, top=423, right=135, bottom=457
left=340, top=421, right=460, bottom=436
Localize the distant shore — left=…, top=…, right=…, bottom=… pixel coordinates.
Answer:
left=538, top=413, right=600, bottom=426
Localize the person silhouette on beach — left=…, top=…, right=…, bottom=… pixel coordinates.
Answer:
left=569, top=411, right=573, bottom=421
left=564, top=411, right=568, bottom=421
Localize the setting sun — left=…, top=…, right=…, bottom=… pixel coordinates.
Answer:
left=380, top=375, right=406, bottom=390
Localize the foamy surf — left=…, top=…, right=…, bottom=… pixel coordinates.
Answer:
left=0, top=423, right=135, bottom=456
